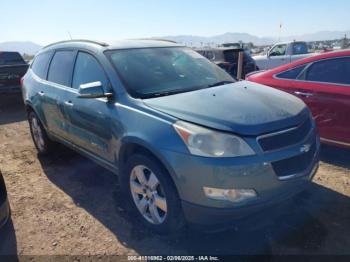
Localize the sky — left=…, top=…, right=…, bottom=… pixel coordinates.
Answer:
left=1, top=0, right=349, bottom=45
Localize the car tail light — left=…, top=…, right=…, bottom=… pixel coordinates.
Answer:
left=20, top=77, right=24, bottom=87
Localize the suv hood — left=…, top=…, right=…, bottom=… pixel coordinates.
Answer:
left=143, top=81, right=309, bottom=136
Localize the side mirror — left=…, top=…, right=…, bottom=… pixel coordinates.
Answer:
left=77, top=81, right=113, bottom=99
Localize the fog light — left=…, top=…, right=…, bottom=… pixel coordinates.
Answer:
left=203, top=187, right=257, bottom=203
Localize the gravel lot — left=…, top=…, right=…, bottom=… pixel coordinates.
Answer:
left=0, top=94, right=349, bottom=256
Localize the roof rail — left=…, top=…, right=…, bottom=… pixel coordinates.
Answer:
left=134, top=38, right=178, bottom=44
left=43, top=39, right=109, bottom=49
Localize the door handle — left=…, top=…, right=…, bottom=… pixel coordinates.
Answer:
left=294, top=91, right=313, bottom=97
left=38, top=91, right=45, bottom=96
left=64, top=101, right=74, bottom=107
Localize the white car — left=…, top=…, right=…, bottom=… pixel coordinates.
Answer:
left=253, top=41, right=315, bottom=70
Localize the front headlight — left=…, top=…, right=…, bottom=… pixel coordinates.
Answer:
left=173, top=121, right=255, bottom=157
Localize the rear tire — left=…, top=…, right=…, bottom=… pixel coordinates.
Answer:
left=28, top=111, right=54, bottom=155
left=120, top=153, right=186, bottom=234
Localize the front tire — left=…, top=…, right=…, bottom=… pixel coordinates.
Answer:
left=121, top=153, right=186, bottom=234
left=28, top=111, right=54, bottom=155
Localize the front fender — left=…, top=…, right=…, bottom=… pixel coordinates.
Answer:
left=253, top=56, right=269, bottom=70
left=118, top=136, right=181, bottom=192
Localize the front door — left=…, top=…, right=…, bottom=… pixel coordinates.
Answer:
left=62, top=51, right=115, bottom=162
left=268, top=44, right=289, bottom=69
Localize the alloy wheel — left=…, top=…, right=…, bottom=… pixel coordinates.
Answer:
left=129, top=165, right=168, bottom=224
left=31, top=116, right=45, bottom=151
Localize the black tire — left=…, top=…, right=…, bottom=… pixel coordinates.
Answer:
left=120, top=153, right=186, bottom=234
left=28, top=111, right=54, bottom=155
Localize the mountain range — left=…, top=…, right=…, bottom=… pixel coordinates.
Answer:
left=1, top=30, right=349, bottom=55
left=162, top=30, right=350, bottom=46
left=0, top=41, right=42, bottom=55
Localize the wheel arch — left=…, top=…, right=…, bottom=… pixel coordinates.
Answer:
left=117, top=137, right=181, bottom=195
left=24, top=102, right=48, bottom=129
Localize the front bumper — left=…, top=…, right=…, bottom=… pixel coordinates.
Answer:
left=0, top=198, right=10, bottom=228
left=159, top=126, right=320, bottom=225
left=182, top=165, right=317, bottom=225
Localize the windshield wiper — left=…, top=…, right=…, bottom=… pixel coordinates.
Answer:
left=142, top=87, right=204, bottom=98
left=141, top=81, right=235, bottom=99
left=208, top=80, right=235, bottom=88
left=142, top=89, right=190, bottom=98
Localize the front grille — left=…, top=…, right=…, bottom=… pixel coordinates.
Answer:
left=271, top=140, right=317, bottom=178
left=0, top=172, right=7, bottom=204
left=258, top=118, right=312, bottom=152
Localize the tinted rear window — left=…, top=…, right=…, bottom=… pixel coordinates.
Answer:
left=48, top=50, right=76, bottom=86
left=223, top=50, right=239, bottom=62
left=31, top=52, right=52, bottom=79
left=0, top=52, right=25, bottom=65
left=276, top=65, right=307, bottom=80
left=292, top=43, right=308, bottom=55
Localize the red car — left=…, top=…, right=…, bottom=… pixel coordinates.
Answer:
left=247, top=50, right=350, bottom=149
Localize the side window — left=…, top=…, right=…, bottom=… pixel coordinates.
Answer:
left=223, top=51, right=239, bottom=62
left=305, top=57, right=350, bottom=85
left=31, top=52, right=52, bottom=79
left=276, top=64, right=307, bottom=80
left=269, top=44, right=287, bottom=56
left=72, top=52, right=108, bottom=89
left=48, top=50, right=76, bottom=86
left=292, top=43, right=308, bottom=55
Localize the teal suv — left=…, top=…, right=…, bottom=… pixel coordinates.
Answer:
left=22, top=40, right=320, bottom=233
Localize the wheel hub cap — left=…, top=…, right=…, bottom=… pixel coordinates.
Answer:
left=146, top=189, right=153, bottom=199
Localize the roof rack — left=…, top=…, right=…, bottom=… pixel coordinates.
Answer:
left=43, top=39, right=109, bottom=49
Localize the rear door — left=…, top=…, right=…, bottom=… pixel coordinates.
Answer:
left=272, top=64, right=307, bottom=92
left=45, top=49, right=77, bottom=140
left=292, top=57, right=350, bottom=145
left=29, top=51, right=53, bottom=125
left=62, top=51, right=114, bottom=162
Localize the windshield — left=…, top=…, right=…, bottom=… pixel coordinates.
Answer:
left=106, top=47, right=234, bottom=98
left=0, top=52, right=25, bottom=65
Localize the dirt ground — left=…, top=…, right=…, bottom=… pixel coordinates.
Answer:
left=0, top=93, right=349, bottom=257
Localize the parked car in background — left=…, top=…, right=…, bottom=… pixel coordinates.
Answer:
left=247, top=50, right=350, bottom=149
left=253, top=41, right=314, bottom=70
left=22, top=39, right=319, bottom=233
left=220, top=43, right=242, bottom=49
left=0, top=52, right=29, bottom=93
left=0, top=170, right=10, bottom=228
left=196, top=48, right=257, bottom=78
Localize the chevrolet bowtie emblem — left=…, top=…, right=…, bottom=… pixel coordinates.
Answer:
left=300, top=144, right=311, bottom=153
